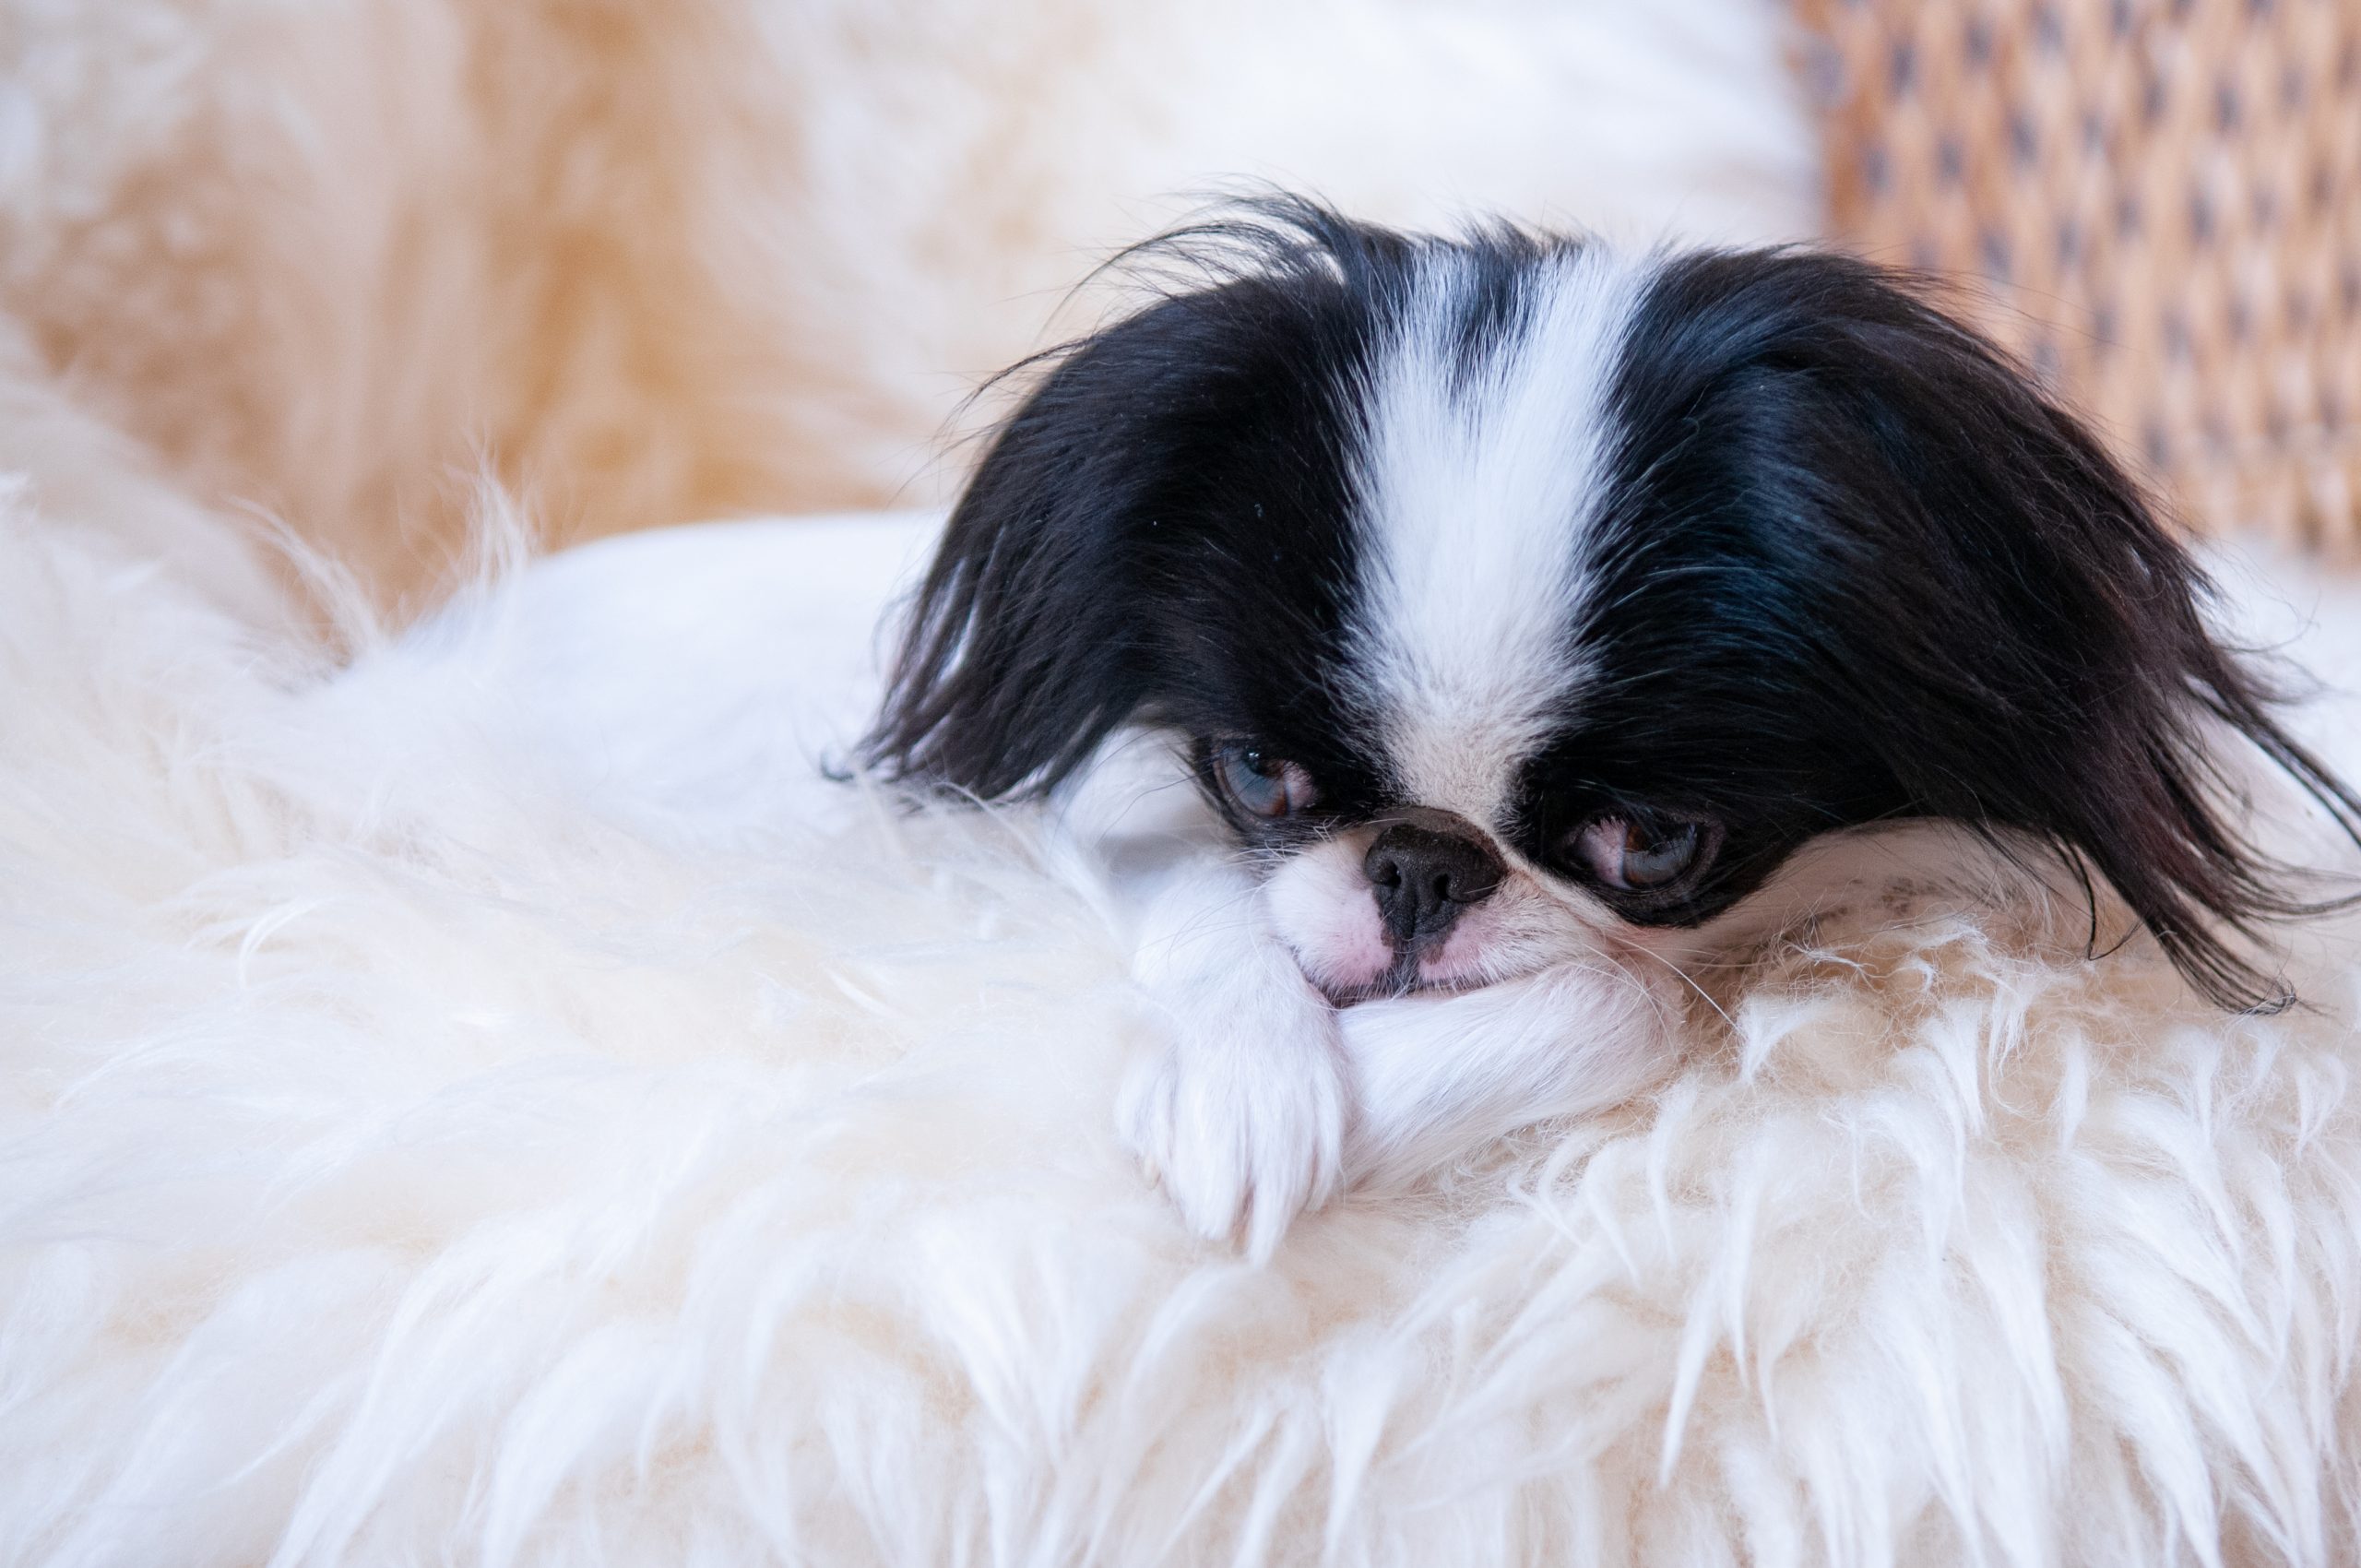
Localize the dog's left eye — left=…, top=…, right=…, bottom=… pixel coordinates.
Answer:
left=1210, top=742, right=1319, bottom=820
left=1570, top=814, right=1715, bottom=892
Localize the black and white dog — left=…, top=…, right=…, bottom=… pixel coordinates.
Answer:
left=863, top=198, right=2358, bottom=1256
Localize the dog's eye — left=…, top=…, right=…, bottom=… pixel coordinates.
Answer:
left=1210, top=742, right=1319, bottom=820
left=1571, top=815, right=1712, bottom=892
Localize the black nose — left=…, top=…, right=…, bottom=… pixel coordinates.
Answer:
left=1363, top=821, right=1503, bottom=948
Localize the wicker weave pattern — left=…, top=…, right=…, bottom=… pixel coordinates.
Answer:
left=1804, top=0, right=2361, bottom=552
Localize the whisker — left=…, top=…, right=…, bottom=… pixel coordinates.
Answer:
left=1619, top=943, right=1736, bottom=1034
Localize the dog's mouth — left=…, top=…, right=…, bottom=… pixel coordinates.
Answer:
left=1322, top=978, right=1485, bottom=1007
left=1313, top=954, right=1495, bottom=1007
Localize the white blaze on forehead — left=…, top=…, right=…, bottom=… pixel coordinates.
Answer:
left=1348, top=244, right=1649, bottom=826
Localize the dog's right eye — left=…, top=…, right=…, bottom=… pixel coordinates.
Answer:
left=1210, top=742, right=1319, bottom=820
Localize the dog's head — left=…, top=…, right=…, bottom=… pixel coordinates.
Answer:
left=864, top=198, right=2357, bottom=1010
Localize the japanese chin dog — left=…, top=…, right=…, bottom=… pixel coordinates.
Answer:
left=860, top=196, right=2360, bottom=1258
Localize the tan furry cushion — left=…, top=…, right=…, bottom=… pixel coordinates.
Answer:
left=0, top=0, right=1814, bottom=599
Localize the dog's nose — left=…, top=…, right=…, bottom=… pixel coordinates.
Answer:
left=1363, top=820, right=1503, bottom=948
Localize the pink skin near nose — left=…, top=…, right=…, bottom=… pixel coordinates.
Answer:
left=1284, top=886, right=1394, bottom=993
left=1264, top=839, right=1519, bottom=1001
left=1413, top=905, right=1501, bottom=987
left=1263, top=847, right=1394, bottom=995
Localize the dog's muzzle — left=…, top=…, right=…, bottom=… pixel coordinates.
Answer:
left=1363, top=809, right=1502, bottom=955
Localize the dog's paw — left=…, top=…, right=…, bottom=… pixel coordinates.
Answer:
left=1118, top=973, right=1347, bottom=1261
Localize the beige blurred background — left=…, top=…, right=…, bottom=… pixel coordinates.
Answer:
left=0, top=0, right=2350, bottom=601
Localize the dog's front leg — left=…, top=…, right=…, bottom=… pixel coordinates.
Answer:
left=1117, top=859, right=1347, bottom=1260
left=1335, top=956, right=1679, bottom=1190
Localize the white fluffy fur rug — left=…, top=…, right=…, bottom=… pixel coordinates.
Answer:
left=7, top=449, right=2361, bottom=1564
left=13, top=5, right=2355, bottom=1562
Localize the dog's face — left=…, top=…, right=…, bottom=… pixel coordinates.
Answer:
left=867, top=200, right=2355, bottom=1011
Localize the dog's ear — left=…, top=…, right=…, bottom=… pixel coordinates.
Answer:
left=1620, top=252, right=2361, bottom=1009
left=858, top=313, right=1169, bottom=800
left=863, top=199, right=1398, bottom=801
left=863, top=270, right=1349, bottom=800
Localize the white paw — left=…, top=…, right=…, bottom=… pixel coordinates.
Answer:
left=1119, top=974, right=1347, bottom=1261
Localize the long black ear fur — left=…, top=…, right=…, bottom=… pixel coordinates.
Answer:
left=859, top=196, right=1406, bottom=799
left=1613, top=250, right=2361, bottom=1011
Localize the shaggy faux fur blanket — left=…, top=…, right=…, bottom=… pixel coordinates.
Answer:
left=6, top=494, right=2361, bottom=1567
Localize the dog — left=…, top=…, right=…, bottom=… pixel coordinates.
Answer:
left=861, top=197, right=2361, bottom=1257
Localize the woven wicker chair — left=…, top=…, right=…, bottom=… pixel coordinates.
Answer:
left=1802, top=0, right=2360, bottom=554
